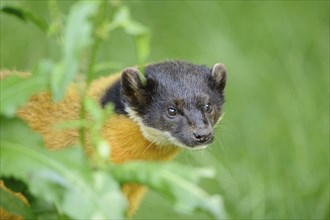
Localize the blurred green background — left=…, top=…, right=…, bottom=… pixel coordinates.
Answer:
left=1, top=1, right=329, bottom=219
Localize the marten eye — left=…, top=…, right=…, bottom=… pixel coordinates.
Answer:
left=203, top=103, right=212, bottom=113
left=167, top=107, right=177, bottom=117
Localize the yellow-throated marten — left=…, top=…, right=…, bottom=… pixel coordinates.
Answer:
left=12, top=60, right=227, bottom=217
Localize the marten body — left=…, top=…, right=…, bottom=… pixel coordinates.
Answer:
left=15, top=60, right=227, bottom=216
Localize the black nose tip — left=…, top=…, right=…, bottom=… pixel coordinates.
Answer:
left=193, top=132, right=212, bottom=143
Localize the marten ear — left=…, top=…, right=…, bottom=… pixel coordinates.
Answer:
left=210, top=63, right=227, bottom=93
left=121, top=67, right=145, bottom=109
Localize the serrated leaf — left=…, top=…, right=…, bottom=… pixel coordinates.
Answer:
left=0, top=60, right=53, bottom=118
left=0, top=141, right=127, bottom=219
left=0, top=187, right=35, bottom=219
left=1, top=6, right=48, bottom=32
left=51, top=1, right=100, bottom=101
left=109, top=162, right=226, bottom=219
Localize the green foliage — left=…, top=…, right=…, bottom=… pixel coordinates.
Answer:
left=0, top=1, right=226, bottom=219
left=110, top=162, right=225, bottom=218
left=1, top=139, right=127, bottom=219
left=0, top=187, right=34, bottom=219
left=107, top=6, right=150, bottom=64
left=0, top=60, right=52, bottom=117
left=82, top=97, right=113, bottom=163
left=106, top=6, right=149, bottom=81
left=1, top=5, right=48, bottom=32
left=51, top=1, right=100, bottom=101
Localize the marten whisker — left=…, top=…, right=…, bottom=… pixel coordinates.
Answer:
left=215, top=136, right=227, bottom=157
left=202, top=148, right=206, bottom=160
left=141, top=140, right=157, bottom=158
left=183, top=150, right=190, bottom=165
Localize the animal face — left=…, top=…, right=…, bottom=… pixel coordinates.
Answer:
left=121, top=60, right=227, bottom=149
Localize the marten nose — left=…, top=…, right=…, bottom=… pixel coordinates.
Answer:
left=193, top=131, right=212, bottom=143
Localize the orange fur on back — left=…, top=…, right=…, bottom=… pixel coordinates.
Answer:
left=16, top=73, right=180, bottom=217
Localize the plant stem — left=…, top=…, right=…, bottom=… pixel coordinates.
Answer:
left=48, top=0, right=63, bottom=43
left=79, top=1, right=107, bottom=149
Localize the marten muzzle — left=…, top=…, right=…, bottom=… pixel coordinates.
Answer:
left=192, top=129, right=213, bottom=145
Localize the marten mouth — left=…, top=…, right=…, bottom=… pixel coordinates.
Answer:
left=189, top=139, right=213, bottom=150
left=171, top=135, right=214, bottom=150
left=192, top=134, right=214, bottom=146
left=170, top=131, right=214, bottom=150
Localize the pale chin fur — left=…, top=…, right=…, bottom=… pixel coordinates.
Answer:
left=125, top=106, right=208, bottom=150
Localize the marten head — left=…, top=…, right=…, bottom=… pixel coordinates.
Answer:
left=102, top=60, right=227, bottom=149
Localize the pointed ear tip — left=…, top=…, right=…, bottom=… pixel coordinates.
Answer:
left=213, top=63, right=226, bottom=70
left=212, top=63, right=227, bottom=76
left=121, top=68, right=141, bottom=82
left=122, top=67, right=139, bottom=75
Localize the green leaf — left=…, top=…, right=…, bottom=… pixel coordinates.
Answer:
left=47, top=0, right=63, bottom=39
left=0, top=60, right=53, bottom=118
left=0, top=187, right=35, bottom=219
left=107, top=6, right=150, bottom=64
left=124, top=20, right=149, bottom=36
left=0, top=141, right=127, bottom=219
left=51, top=1, right=100, bottom=101
left=96, top=140, right=111, bottom=161
left=109, top=162, right=226, bottom=219
left=1, top=6, right=48, bottom=32
left=83, top=97, right=113, bottom=162
left=0, top=118, right=43, bottom=146
left=84, top=97, right=103, bottom=122
left=135, top=34, right=150, bottom=65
